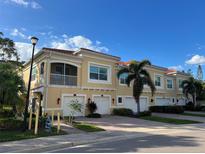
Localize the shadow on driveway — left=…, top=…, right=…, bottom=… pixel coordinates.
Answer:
left=56, top=134, right=199, bottom=153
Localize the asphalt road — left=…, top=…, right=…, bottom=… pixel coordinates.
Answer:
left=44, top=130, right=205, bottom=153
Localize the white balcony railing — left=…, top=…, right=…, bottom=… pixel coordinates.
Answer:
left=50, top=73, right=77, bottom=86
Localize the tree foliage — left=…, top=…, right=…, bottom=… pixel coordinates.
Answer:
left=0, top=32, right=25, bottom=115
left=0, top=32, right=19, bottom=61
left=86, top=101, right=97, bottom=114
left=117, top=60, right=156, bottom=113
left=0, top=63, right=25, bottom=112
left=182, top=77, right=204, bottom=107
left=197, top=65, right=203, bottom=81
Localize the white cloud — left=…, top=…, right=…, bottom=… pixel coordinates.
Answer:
left=7, top=0, right=41, bottom=9
left=30, top=1, right=41, bottom=9
left=51, top=35, right=109, bottom=52
left=9, top=0, right=28, bottom=7
left=13, top=35, right=109, bottom=61
left=15, top=42, right=40, bottom=61
left=168, top=65, right=184, bottom=71
left=10, top=28, right=26, bottom=39
left=186, top=55, right=205, bottom=65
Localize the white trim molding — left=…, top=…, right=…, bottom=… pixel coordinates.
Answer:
left=166, top=77, right=174, bottom=90
left=116, top=96, right=124, bottom=105
left=88, top=61, right=112, bottom=84
left=154, top=73, right=164, bottom=89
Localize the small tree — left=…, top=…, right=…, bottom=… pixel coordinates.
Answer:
left=86, top=101, right=97, bottom=114
left=68, top=99, right=83, bottom=124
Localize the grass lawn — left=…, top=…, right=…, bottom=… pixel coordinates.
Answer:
left=182, top=112, right=205, bottom=117
left=0, top=127, right=67, bottom=142
left=140, top=116, right=202, bottom=124
left=73, top=122, right=105, bottom=132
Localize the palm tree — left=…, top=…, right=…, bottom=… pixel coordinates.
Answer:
left=117, top=60, right=156, bottom=113
left=182, top=77, right=202, bottom=107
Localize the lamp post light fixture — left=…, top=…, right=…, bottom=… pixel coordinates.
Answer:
left=23, top=36, right=38, bottom=131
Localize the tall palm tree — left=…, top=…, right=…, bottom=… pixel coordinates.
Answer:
left=182, top=77, right=202, bottom=107
left=117, top=60, right=156, bottom=113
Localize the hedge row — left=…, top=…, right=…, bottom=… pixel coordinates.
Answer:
left=112, top=108, right=151, bottom=117
left=149, top=106, right=184, bottom=114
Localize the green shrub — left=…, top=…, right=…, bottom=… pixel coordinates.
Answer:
left=0, top=109, right=15, bottom=118
left=149, top=106, right=184, bottom=114
left=184, top=102, right=204, bottom=111
left=0, top=118, right=23, bottom=130
left=136, top=111, right=152, bottom=117
left=86, top=113, right=101, bottom=118
left=112, top=108, right=134, bottom=117
left=86, top=101, right=97, bottom=114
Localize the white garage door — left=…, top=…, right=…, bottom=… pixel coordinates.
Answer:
left=62, top=96, right=85, bottom=116
left=124, top=97, right=148, bottom=113
left=177, top=98, right=185, bottom=106
left=155, top=98, right=171, bottom=106
left=93, top=96, right=111, bottom=114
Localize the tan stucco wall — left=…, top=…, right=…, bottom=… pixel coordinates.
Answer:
left=22, top=49, right=191, bottom=115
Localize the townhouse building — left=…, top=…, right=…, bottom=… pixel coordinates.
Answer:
left=22, top=47, right=190, bottom=116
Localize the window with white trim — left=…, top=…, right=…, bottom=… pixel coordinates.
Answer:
left=31, top=66, right=37, bottom=81
left=117, top=97, right=123, bottom=104
left=40, top=62, right=44, bottom=75
left=119, top=73, right=128, bottom=85
left=89, top=65, right=109, bottom=81
left=155, top=75, right=161, bottom=87
left=166, top=79, right=173, bottom=89
left=178, top=79, right=183, bottom=89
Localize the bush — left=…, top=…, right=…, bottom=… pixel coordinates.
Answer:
left=39, top=116, right=47, bottom=129
left=0, top=109, right=15, bottom=118
left=86, top=113, right=101, bottom=118
left=112, top=108, right=134, bottom=117
left=136, top=111, right=152, bottom=117
left=184, top=101, right=204, bottom=111
left=86, top=101, right=97, bottom=114
left=150, top=106, right=184, bottom=114
left=0, top=118, right=23, bottom=130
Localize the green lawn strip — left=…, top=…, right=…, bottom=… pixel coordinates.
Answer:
left=73, top=122, right=105, bottom=132
left=182, top=112, right=205, bottom=117
left=0, top=127, right=67, bottom=142
left=139, top=116, right=202, bottom=124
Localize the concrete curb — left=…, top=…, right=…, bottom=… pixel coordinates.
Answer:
left=9, top=133, right=147, bottom=153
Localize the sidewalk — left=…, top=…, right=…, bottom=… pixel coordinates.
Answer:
left=185, top=111, right=205, bottom=115
left=0, top=131, right=146, bottom=153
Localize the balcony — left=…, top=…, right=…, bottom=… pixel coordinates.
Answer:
left=50, top=73, right=77, bottom=86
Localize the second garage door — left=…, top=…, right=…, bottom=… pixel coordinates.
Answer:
left=155, top=98, right=171, bottom=106
left=177, top=98, right=185, bottom=106
left=124, top=96, right=149, bottom=113
left=93, top=95, right=111, bottom=114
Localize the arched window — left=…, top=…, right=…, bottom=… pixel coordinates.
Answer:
left=50, top=63, right=77, bottom=86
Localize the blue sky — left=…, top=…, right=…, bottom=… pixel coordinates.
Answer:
left=0, top=0, right=205, bottom=78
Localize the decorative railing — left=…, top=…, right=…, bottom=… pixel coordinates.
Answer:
left=50, top=73, right=77, bottom=86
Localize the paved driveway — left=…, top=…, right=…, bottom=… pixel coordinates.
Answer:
left=76, top=115, right=205, bottom=134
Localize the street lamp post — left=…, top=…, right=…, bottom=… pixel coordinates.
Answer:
left=23, top=36, right=38, bottom=131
